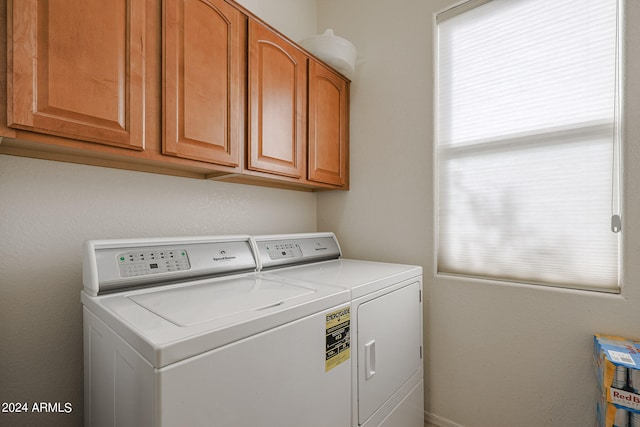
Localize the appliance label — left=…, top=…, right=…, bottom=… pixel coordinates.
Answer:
left=325, top=306, right=351, bottom=372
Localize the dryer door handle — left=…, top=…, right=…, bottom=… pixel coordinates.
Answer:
left=364, top=340, right=376, bottom=380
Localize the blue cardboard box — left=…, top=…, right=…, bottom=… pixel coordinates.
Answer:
left=594, top=334, right=640, bottom=415
left=597, top=395, right=640, bottom=427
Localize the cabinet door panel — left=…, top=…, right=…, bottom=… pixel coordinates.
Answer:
left=308, top=61, right=349, bottom=186
left=163, top=0, right=243, bottom=167
left=248, top=20, right=306, bottom=178
left=7, top=0, right=145, bottom=149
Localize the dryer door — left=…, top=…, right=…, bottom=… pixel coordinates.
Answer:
left=357, top=281, right=422, bottom=425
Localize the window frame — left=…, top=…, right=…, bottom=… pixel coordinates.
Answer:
left=433, top=0, right=624, bottom=293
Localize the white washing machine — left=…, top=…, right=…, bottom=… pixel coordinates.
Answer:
left=253, top=233, right=424, bottom=427
left=81, top=235, right=352, bottom=427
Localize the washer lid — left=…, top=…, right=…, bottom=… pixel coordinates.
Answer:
left=128, top=276, right=314, bottom=326
left=82, top=272, right=350, bottom=368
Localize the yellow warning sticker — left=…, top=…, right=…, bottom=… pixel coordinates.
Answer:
left=325, top=306, right=351, bottom=372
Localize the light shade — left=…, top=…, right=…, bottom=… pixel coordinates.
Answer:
left=299, top=29, right=357, bottom=80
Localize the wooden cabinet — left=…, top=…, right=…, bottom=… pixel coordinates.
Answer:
left=2, top=0, right=349, bottom=190
left=308, top=60, right=349, bottom=187
left=163, top=0, right=244, bottom=167
left=247, top=19, right=307, bottom=179
left=3, top=0, right=241, bottom=177
left=245, top=18, right=350, bottom=189
left=7, top=0, right=146, bottom=150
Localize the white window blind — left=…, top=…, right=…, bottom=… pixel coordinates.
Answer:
left=436, top=0, right=621, bottom=292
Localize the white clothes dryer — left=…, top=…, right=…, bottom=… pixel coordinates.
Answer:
left=81, top=235, right=351, bottom=427
left=253, top=233, right=424, bottom=427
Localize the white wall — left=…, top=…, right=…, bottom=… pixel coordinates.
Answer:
left=236, top=0, right=316, bottom=42
left=316, top=1, right=640, bottom=426
left=0, top=1, right=318, bottom=426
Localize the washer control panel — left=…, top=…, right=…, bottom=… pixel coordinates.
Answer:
left=117, top=248, right=191, bottom=278
left=84, top=237, right=257, bottom=296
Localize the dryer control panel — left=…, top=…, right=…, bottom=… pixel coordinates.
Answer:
left=254, top=233, right=341, bottom=270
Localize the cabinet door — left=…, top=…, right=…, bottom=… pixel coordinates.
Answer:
left=163, top=0, right=243, bottom=167
left=308, top=60, right=349, bottom=187
left=7, top=0, right=145, bottom=150
left=248, top=19, right=307, bottom=179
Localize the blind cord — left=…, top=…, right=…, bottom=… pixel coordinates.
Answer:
left=611, top=0, right=622, bottom=233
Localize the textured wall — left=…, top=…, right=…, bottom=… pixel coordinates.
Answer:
left=0, top=155, right=317, bottom=426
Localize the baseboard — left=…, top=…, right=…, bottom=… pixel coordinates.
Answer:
left=425, top=411, right=465, bottom=427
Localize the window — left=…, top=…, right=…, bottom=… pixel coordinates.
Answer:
left=436, top=0, right=621, bottom=292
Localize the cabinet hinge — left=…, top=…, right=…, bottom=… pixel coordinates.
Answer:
left=420, top=346, right=423, bottom=359
left=419, top=289, right=422, bottom=303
